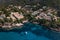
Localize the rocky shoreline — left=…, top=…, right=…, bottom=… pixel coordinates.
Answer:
left=0, top=22, right=60, bottom=32
left=0, top=22, right=26, bottom=30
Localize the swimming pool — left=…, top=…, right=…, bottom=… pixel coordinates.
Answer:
left=0, top=23, right=60, bottom=40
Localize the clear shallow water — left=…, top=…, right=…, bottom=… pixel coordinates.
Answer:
left=0, top=23, right=60, bottom=40
left=0, top=32, right=50, bottom=40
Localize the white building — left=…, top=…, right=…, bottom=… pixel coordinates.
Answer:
left=2, top=23, right=12, bottom=28
left=38, top=12, right=51, bottom=21
left=32, top=11, right=39, bottom=15
left=14, top=6, right=22, bottom=9
left=11, top=12, right=24, bottom=20
left=10, top=14, right=16, bottom=21
left=16, top=23, right=23, bottom=26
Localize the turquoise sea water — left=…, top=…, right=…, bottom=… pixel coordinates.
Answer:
left=0, top=23, right=60, bottom=40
